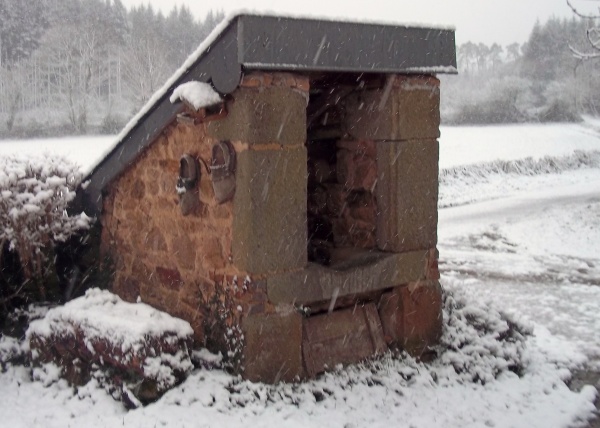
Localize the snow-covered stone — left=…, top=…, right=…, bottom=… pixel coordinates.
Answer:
left=169, top=81, right=222, bottom=111
left=27, top=289, right=194, bottom=406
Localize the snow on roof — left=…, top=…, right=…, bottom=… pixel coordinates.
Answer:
left=84, top=11, right=456, bottom=179
left=26, top=288, right=193, bottom=353
left=169, top=81, right=222, bottom=111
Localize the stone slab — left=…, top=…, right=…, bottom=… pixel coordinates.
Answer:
left=376, top=139, right=439, bottom=252
left=242, top=311, right=304, bottom=383
left=267, top=250, right=428, bottom=305
left=302, top=303, right=387, bottom=377
left=206, top=86, right=307, bottom=146
left=232, top=146, right=307, bottom=274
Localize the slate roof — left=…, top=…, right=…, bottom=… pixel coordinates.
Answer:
left=77, top=13, right=456, bottom=216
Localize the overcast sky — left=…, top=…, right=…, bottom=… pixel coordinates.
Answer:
left=120, top=0, right=582, bottom=46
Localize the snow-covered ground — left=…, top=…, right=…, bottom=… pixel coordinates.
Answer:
left=1, top=121, right=600, bottom=427
left=439, top=121, right=600, bottom=169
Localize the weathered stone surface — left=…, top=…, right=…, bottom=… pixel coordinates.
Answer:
left=145, top=227, right=167, bottom=252
left=376, top=139, right=439, bottom=252
left=233, top=146, right=307, bottom=274
left=206, top=86, right=307, bottom=145
left=378, top=280, right=443, bottom=357
left=336, top=143, right=377, bottom=191
left=267, top=250, right=428, bottom=305
left=155, top=266, right=183, bottom=289
left=343, top=76, right=440, bottom=141
left=242, top=310, right=304, bottom=383
left=303, top=303, right=387, bottom=377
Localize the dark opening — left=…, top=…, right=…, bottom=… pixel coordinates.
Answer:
left=306, top=73, right=381, bottom=267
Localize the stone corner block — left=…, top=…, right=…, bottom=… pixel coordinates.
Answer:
left=376, top=139, right=439, bottom=252
left=232, top=147, right=307, bottom=274
left=242, top=311, right=304, bottom=383
left=342, top=80, right=440, bottom=141
left=378, top=280, right=443, bottom=357
left=206, top=86, right=307, bottom=145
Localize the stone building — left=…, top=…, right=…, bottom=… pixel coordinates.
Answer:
left=77, top=13, right=457, bottom=383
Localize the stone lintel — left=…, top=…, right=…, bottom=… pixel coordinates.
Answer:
left=266, top=250, right=428, bottom=305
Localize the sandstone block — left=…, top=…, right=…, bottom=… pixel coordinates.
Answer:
left=302, top=303, right=387, bottom=377
left=206, top=86, right=307, bottom=146
left=155, top=266, right=183, bottom=290
left=343, top=76, right=440, bottom=141
left=242, top=311, right=303, bottom=383
left=232, top=147, right=307, bottom=274
left=378, top=280, right=443, bottom=357
left=376, top=139, right=439, bottom=252
left=145, top=227, right=167, bottom=252
left=170, top=233, right=196, bottom=270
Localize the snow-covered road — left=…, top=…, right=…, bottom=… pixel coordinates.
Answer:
left=439, top=170, right=600, bottom=375
left=440, top=176, right=600, bottom=241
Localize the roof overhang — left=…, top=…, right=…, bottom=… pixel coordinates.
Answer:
left=75, top=13, right=456, bottom=217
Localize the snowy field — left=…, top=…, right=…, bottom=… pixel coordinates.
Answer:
left=1, top=121, right=600, bottom=427
left=0, top=135, right=114, bottom=175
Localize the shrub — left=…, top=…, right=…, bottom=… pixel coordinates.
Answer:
left=0, top=154, right=92, bottom=303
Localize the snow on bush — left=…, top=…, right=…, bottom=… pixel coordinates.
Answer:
left=0, top=153, right=91, bottom=279
left=26, top=289, right=194, bottom=406
left=436, top=290, right=532, bottom=384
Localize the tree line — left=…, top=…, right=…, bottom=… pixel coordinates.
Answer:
left=0, top=0, right=223, bottom=137
left=442, top=16, right=600, bottom=124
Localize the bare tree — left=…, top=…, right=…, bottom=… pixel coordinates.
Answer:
left=567, top=0, right=600, bottom=60
left=0, top=62, right=23, bottom=131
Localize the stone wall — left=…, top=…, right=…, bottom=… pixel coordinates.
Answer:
left=102, top=72, right=310, bottom=377
left=102, top=121, right=235, bottom=342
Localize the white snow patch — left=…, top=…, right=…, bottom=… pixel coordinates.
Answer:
left=439, top=122, right=600, bottom=169
left=169, top=81, right=222, bottom=110
left=0, top=136, right=114, bottom=175
left=26, top=288, right=193, bottom=353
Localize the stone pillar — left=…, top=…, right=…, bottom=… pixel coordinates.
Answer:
left=376, top=139, right=439, bottom=252
left=207, top=72, right=309, bottom=383
left=342, top=75, right=440, bottom=252
left=206, top=73, right=309, bottom=275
